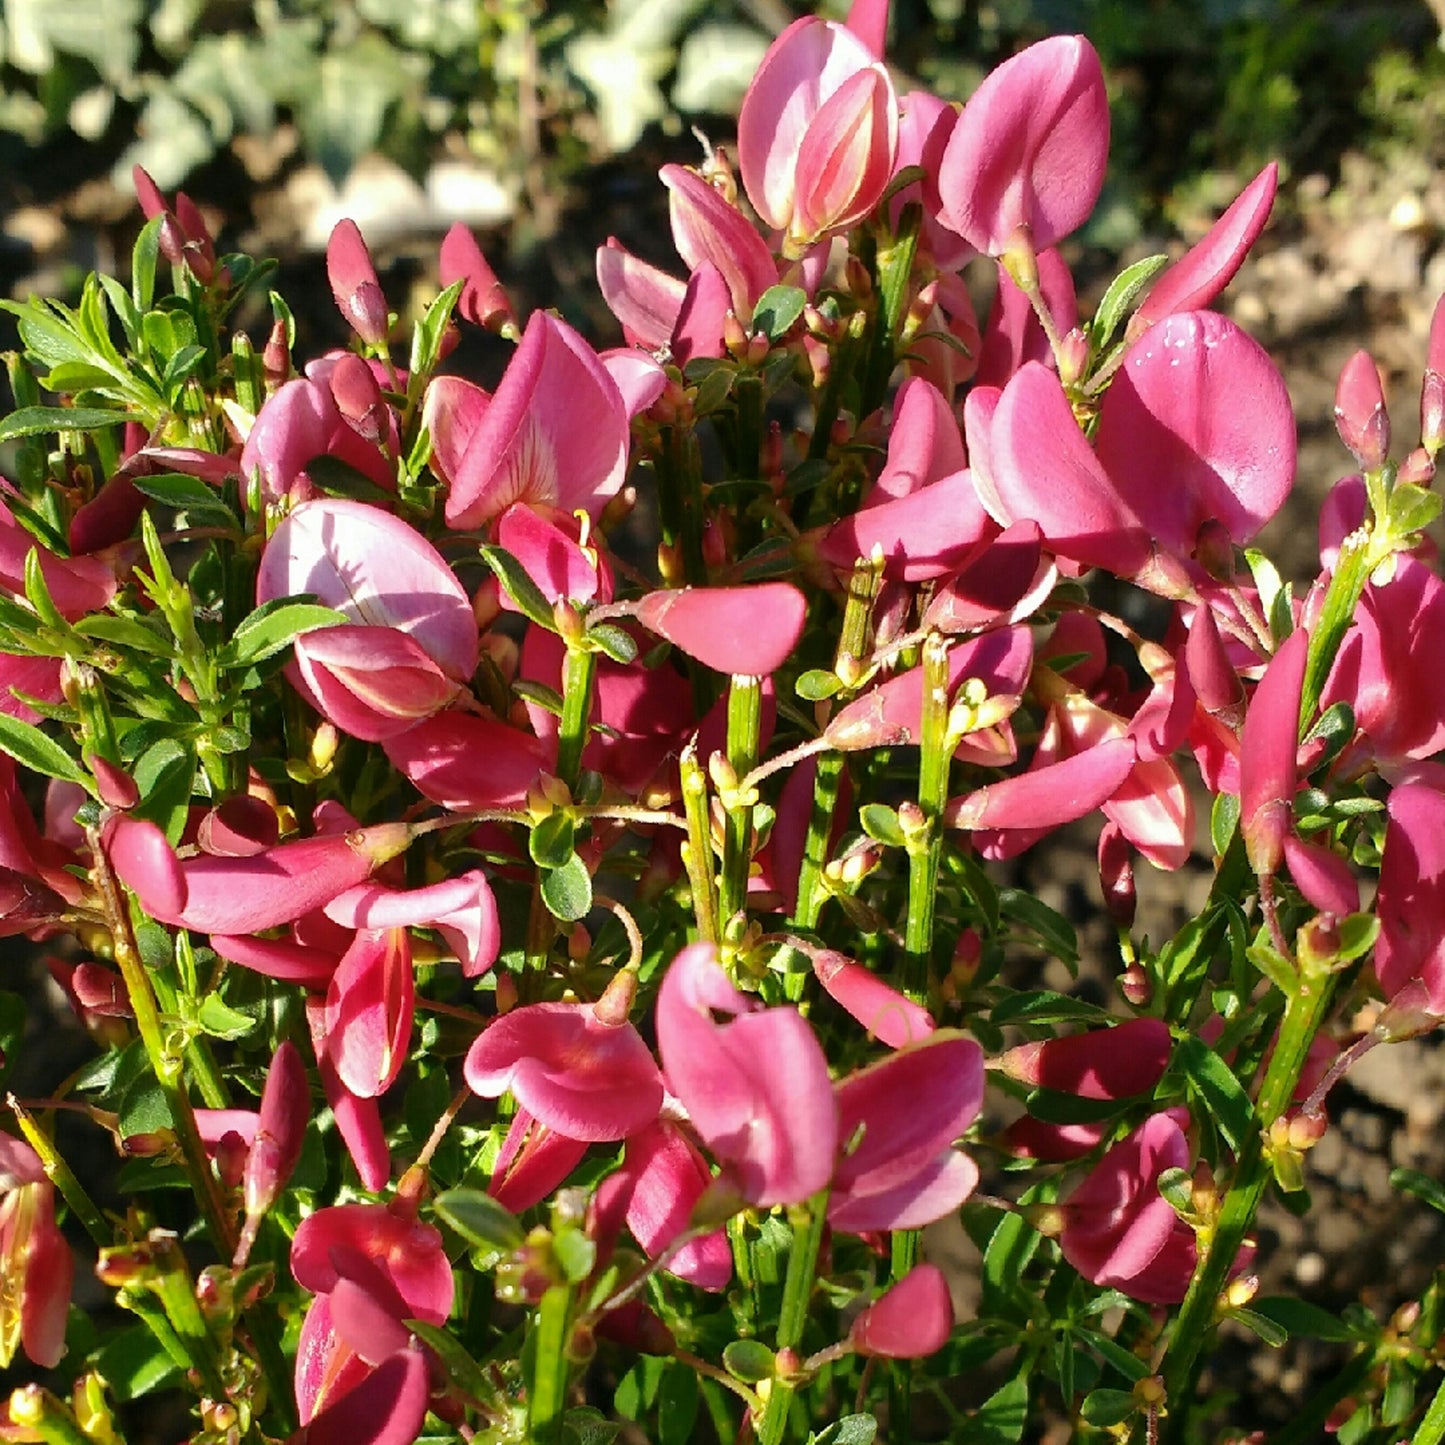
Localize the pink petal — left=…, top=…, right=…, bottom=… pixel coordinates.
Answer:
left=439, top=221, right=515, bottom=331
left=938, top=35, right=1109, bottom=255
left=382, top=709, right=550, bottom=811
left=811, top=951, right=934, bottom=1047
left=211, top=933, right=339, bottom=988
left=600, top=348, right=669, bottom=417
left=291, top=1203, right=452, bottom=1321
left=945, top=736, right=1136, bottom=833
left=636, top=582, right=806, bottom=675
left=850, top=1264, right=954, bottom=1358
left=790, top=65, right=897, bottom=243
left=922, top=522, right=1050, bottom=634
left=302, top=1348, right=430, bottom=1445
left=465, top=1002, right=663, bottom=1142
left=20, top=1191, right=72, bottom=1368
left=661, top=166, right=777, bottom=315
left=1095, top=311, right=1296, bottom=555
left=495, top=503, right=610, bottom=607
left=1134, top=164, right=1277, bottom=327
left=1001, top=1017, right=1172, bottom=1100
left=1282, top=833, right=1360, bottom=917
left=1375, top=782, right=1445, bottom=1013
left=1239, top=626, right=1309, bottom=877
left=327, top=870, right=499, bottom=977
left=656, top=943, right=837, bottom=1207
left=325, top=929, right=415, bottom=1098
left=596, top=239, right=684, bottom=350
left=670, top=263, right=731, bottom=365
left=421, top=375, right=491, bottom=491
left=444, top=311, right=628, bottom=529
left=258, top=499, right=477, bottom=679
left=971, top=363, right=1148, bottom=574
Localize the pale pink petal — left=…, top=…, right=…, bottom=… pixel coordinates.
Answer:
left=1374, top=782, right=1445, bottom=1013
left=1096, top=311, right=1296, bottom=554
left=938, top=35, right=1109, bottom=255
left=1282, top=833, right=1360, bottom=917
left=327, top=220, right=389, bottom=345
left=326, top=870, right=499, bottom=977
left=596, top=239, right=684, bottom=350
left=636, top=582, right=806, bottom=675
left=382, top=709, right=550, bottom=811
left=812, top=950, right=934, bottom=1047
left=662, top=165, right=778, bottom=314
left=945, top=736, right=1137, bottom=833
left=325, top=929, right=415, bottom=1099
left=791, top=65, right=897, bottom=243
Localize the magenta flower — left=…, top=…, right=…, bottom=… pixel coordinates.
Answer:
left=105, top=814, right=413, bottom=935
left=592, top=1121, right=733, bottom=1290
left=382, top=709, right=551, bottom=811
left=326, top=870, right=500, bottom=978
left=999, top=1017, right=1172, bottom=1100
left=636, top=582, right=807, bottom=676
left=465, top=994, right=663, bottom=1142
left=1057, top=1109, right=1198, bottom=1304
left=327, top=219, right=390, bottom=345
left=1094, top=311, right=1296, bottom=559
left=737, top=16, right=897, bottom=256
left=849, top=1264, right=954, bottom=1359
left=439, top=221, right=515, bottom=332
left=325, top=928, right=415, bottom=1100
left=0, top=1135, right=72, bottom=1369
left=243, top=1039, right=309, bottom=1219
left=438, top=311, right=629, bottom=530
left=811, top=950, right=934, bottom=1048
left=488, top=1110, right=589, bottom=1214
left=661, top=164, right=778, bottom=318
left=937, top=35, right=1109, bottom=256
left=830, top=1032, right=983, bottom=1232
left=1239, top=626, right=1309, bottom=879
left=1374, top=781, right=1445, bottom=1016
left=1132, top=164, right=1278, bottom=330
left=656, top=943, right=837, bottom=1207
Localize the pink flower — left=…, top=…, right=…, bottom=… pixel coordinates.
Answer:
left=439, top=221, right=515, bottom=333
left=327, top=220, right=390, bottom=345
left=656, top=943, right=837, bottom=1207
left=737, top=17, right=898, bottom=256
left=1374, top=781, right=1445, bottom=1016
left=811, top=950, right=934, bottom=1048
left=0, top=1135, right=72, bottom=1368
left=325, top=929, right=415, bottom=1100
left=1057, top=1109, right=1197, bottom=1304
left=636, top=583, right=807, bottom=676
left=830, top=1032, right=983, bottom=1232
left=999, top=1017, right=1172, bottom=1100
left=849, top=1263, right=954, bottom=1358
left=937, top=35, right=1109, bottom=256
left=438, top=312, right=629, bottom=530
left=1239, top=627, right=1309, bottom=879
left=465, top=992, right=663, bottom=1143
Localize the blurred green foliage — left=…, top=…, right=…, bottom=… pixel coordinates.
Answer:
left=0, top=0, right=1438, bottom=225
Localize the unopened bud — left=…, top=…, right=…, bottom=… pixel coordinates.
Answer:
left=1286, top=1111, right=1327, bottom=1151
left=1057, top=327, right=1091, bottom=387
left=495, top=972, right=519, bottom=1015
left=329, top=352, right=387, bottom=443
left=896, top=800, right=928, bottom=841
left=244, top=1039, right=308, bottom=1218
left=1098, top=821, right=1137, bottom=929
left=214, top=1130, right=249, bottom=1191
left=722, top=311, right=750, bottom=359
left=1334, top=349, right=1390, bottom=470
left=1119, top=964, right=1151, bottom=1007
left=90, top=755, right=139, bottom=810
left=1324, top=1398, right=1358, bottom=1434
left=1398, top=445, right=1434, bottom=485
left=844, top=254, right=873, bottom=299
left=309, top=721, right=339, bottom=775
left=746, top=333, right=771, bottom=367
left=1224, top=1274, right=1259, bottom=1309
left=262, top=318, right=291, bottom=392
left=1133, top=1375, right=1167, bottom=1409
left=803, top=334, right=830, bottom=390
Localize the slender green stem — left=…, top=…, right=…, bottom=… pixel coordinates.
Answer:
left=758, top=1192, right=830, bottom=1445
left=556, top=643, right=596, bottom=790
left=8, top=1099, right=109, bottom=1245
left=718, top=676, right=763, bottom=929
left=904, top=634, right=952, bottom=998
left=1160, top=966, right=1339, bottom=1437
left=1299, top=524, right=1383, bottom=728
left=789, top=751, right=843, bottom=948
left=862, top=207, right=921, bottom=419
left=679, top=743, right=721, bottom=946
left=528, top=1283, right=574, bottom=1445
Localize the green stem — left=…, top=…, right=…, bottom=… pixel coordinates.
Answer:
left=8, top=1099, right=109, bottom=1245
left=1299, top=523, right=1384, bottom=728
left=679, top=743, right=721, bottom=946
left=1160, top=965, right=1339, bottom=1437
left=528, top=1283, right=574, bottom=1445
left=88, top=828, right=236, bottom=1256
left=758, top=1192, right=830, bottom=1445
left=556, top=643, right=596, bottom=791
left=861, top=206, right=921, bottom=419
left=904, top=634, right=952, bottom=997
left=789, top=751, right=843, bottom=944
left=718, top=676, right=763, bottom=930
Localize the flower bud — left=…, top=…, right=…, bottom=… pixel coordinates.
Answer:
left=243, top=1040, right=309, bottom=1218
left=1334, top=349, right=1389, bottom=470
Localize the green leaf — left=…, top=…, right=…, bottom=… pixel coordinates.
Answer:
left=1075, top=1327, right=1150, bottom=1381
left=999, top=888, right=1077, bottom=964
left=1390, top=1167, right=1445, bottom=1216
left=690, top=362, right=736, bottom=417
left=960, top=1371, right=1029, bottom=1444
left=408, top=278, right=466, bottom=390
left=1079, top=1389, right=1136, bottom=1428
left=133, top=738, right=195, bottom=842
left=133, top=216, right=162, bottom=313
left=0, top=406, right=129, bottom=442
left=1249, top=1296, right=1362, bottom=1342
left=552, top=1227, right=596, bottom=1283
left=657, top=1361, right=699, bottom=1445
left=479, top=544, right=557, bottom=631
left=73, top=613, right=176, bottom=656
left=513, top=680, right=564, bottom=717
left=1244, top=548, right=1284, bottom=633
left=95, top=1323, right=185, bottom=1402
left=1174, top=1034, right=1255, bottom=1151
left=1246, top=941, right=1298, bottom=995
left=796, top=668, right=842, bottom=701
left=196, top=994, right=258, bottom=1041
left=118, top=1070, right=174, bottom=1138
left=541, top=854, right=594, bottom=922
left=1387, top=480, right=1442, bottom=540
left=562, top=1407, right=622, bottom=1445
left=407, top=1319, right=500, bottom=1407
left=131, top=471, right=238, bottom=521
left=812, top=1417, right=877, bottom=1445
left=530, top=811, right=577, bottom=870
left=859, top=803, right=905, bottom=847
left=1226, top=1307, right=1288, bottom=1348
left=980, top=1208, right=1042, bottom=1317
left=722, top=1340, right=775, bottom=1383
left=752, top=285, right=807, bottom=342
left=0, top=714, right=92, bottom=791
left=435, top=1188, right=526, bottom=1251
left=1090, top=253, right=1168, bottom=347
left=218, top=601, right=346, bottom=667
left=1157, top=1166, right=1194, bottom=1215
left=586, top=621, right=638, bottom=665
left=1331, top=913, right=1380, bottom=966
left=989, top=991, right=1114, bottom=1027
left=1211, top=789, right=1240, bottom=855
